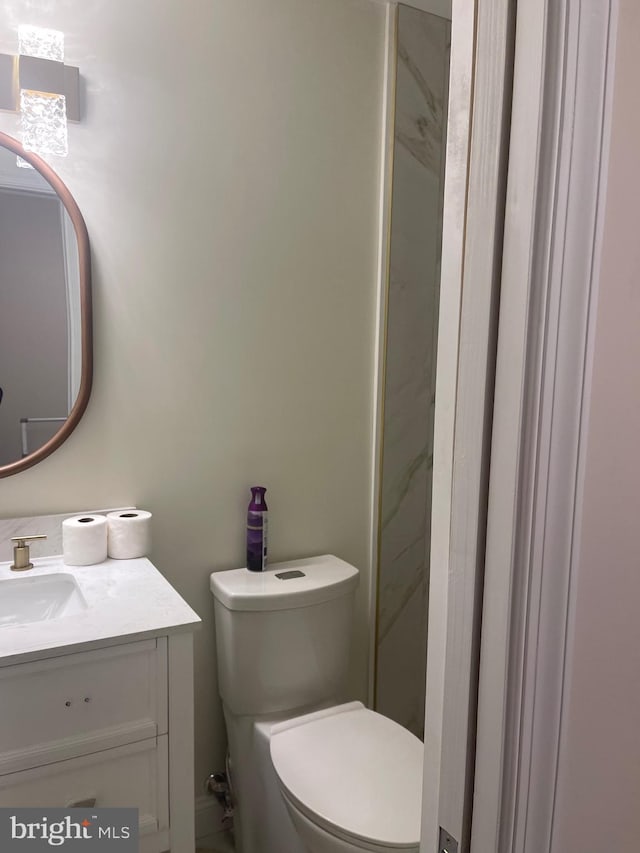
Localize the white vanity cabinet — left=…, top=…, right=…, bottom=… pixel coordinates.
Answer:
left=0, top=556, right=200, bottom=853
left=0, top=631, right=195, bottom=853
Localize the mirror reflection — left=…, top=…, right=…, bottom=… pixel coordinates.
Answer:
left=0, top=144, right=81, bottom=467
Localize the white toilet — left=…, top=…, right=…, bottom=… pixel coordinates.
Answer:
left=210, top=554, right=423, bottom=853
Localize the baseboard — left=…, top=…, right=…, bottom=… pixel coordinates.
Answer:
left=195, top=794, right=225, bottom=840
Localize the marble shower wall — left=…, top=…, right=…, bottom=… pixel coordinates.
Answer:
left=374, top=5, right=450, bottom=738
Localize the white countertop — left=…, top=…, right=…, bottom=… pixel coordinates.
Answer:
left=0, top=555, right=201, bottom=666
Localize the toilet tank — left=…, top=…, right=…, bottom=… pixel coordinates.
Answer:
left=210, top=555, right=359, bottom=716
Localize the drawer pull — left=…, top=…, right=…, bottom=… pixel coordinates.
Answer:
left=84, top=697, right=91, bottom=703
left=65, top=701, right=72, bottom=707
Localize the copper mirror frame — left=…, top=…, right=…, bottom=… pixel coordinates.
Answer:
left=0, top=131, right=92, bottom=478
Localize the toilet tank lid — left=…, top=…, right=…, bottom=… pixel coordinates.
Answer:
left=209, top=555, right=359, bottom=611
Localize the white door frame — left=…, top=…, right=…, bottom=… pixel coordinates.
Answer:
left=471, top=1, right=619, bottom=851
left=421, top=0, right=515, bottom=849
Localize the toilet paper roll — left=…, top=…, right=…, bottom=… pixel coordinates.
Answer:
left=107, top=510, right=152, bottom=560
left=62, top=514, right=108, bottom=567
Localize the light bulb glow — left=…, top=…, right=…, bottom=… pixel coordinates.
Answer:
left=20, top=90, right=68, bottom=157
left=18, top=25, right=64, bottom=61
left=16, top=25, right=70, bottom=159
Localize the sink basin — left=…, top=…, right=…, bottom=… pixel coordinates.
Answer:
left=0, top=573, right=87, bottom=628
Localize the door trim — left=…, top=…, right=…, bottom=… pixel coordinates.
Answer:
left=421, top=0, right=515, bottom=848
left=471, top=2, right=619, bottom=851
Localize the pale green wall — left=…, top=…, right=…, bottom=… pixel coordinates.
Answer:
left=0, top=0, right=385, bottom=792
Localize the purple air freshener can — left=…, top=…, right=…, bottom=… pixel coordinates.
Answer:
left=247, top=486, right=268, bottom=572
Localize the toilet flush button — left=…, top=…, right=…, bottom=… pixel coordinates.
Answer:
left=275, top=570, right=306, bottom=580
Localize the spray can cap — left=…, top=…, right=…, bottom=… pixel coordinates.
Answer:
left=249, top=486, right=267, bottom=510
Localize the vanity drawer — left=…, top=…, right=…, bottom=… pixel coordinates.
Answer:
left=0, top=639, right=167, bottom=774
left=0, top=736, right=169, bottom=853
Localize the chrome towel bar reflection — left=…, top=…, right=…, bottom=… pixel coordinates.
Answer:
left=20, top=417, right=66, bottom=458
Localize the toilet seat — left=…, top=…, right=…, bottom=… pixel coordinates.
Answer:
left=270, top=701, right=423, bottom=850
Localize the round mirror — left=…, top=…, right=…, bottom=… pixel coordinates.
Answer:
left=0, top=132, right=92, bottom=477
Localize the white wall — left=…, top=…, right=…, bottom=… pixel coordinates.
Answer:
left=551, top=3, right=640, bottom=850
left=0, top=0, right=385, bottom=797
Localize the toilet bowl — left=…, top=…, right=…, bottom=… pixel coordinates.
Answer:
left=210, top=555, right=424, bottom=853
left=270, top=702, right=423, bottom=853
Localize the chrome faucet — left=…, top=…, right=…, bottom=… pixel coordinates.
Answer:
left=10, top=534, right=47, bottom=571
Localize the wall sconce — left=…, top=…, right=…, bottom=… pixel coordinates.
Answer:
left=0, top=25, right=80, bottom=162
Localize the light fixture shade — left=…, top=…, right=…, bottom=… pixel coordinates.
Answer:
left=8, top=25, right=76, bottom=164
left=20, top=90, right=68, bottom=157
left=18, top=25, right=64, bottom=61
